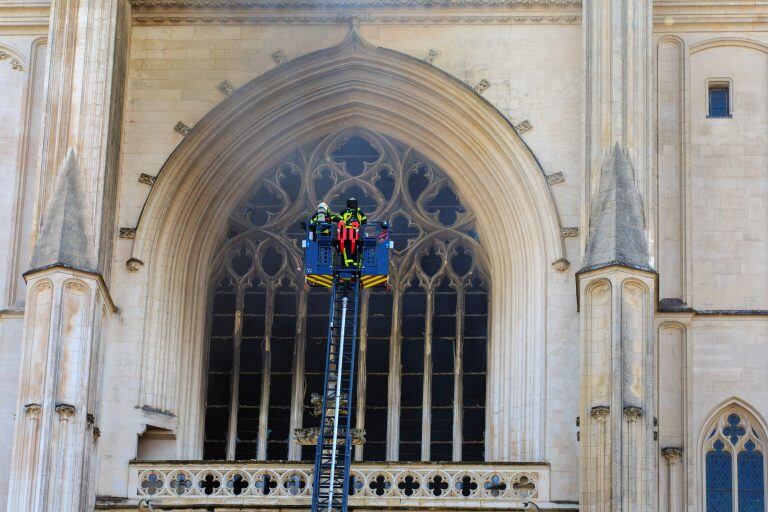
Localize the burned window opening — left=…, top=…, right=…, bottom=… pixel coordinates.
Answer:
left=203, top=128, right=489, bottom=462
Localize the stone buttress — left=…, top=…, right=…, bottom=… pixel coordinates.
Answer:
left=6, top=149, right=115, bottom=511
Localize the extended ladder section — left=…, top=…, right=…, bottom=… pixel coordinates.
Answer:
left=311, top=277, right=360, bottom=512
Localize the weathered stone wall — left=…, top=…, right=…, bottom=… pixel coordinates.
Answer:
left=0, top=2, right=767, bottom=511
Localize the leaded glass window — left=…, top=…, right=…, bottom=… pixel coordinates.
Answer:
left=708, top=84, right=730, bottom=118
left=704, top=409, right=766, bottom=511
left=203, top=128, right=489, bottom=462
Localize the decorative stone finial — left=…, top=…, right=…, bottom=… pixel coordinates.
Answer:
left=514, top=120, right=533, bottom=134
left=174, top=121, right=191, bottom=136
left=552, top=258, right=570, bottom=272
left=271, top=50, right=287, bottom=66
left=218, top=80, right=234, bottom=96
left=581, top=143, right=652, bottom=273
left=28, top=148, right=98, bottom=273
left=473, top=79, right=490, bottom=94
left=424, top=48, right=440, bottom=64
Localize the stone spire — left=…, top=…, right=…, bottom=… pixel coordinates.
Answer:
left=581, top=143, right=652, bottom=272
left=29, top=147, right=97, bottom=272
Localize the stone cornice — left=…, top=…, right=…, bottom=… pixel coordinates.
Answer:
left=654, top=0, right=768, bottom=30
left=130, top=0, right=580, bottom=9
left=132, top=12, right=581, bottom=23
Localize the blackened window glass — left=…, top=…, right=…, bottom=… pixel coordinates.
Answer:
left=709, top=86, right=730, bottom=118
left=203, top=128, right=489, bottom=462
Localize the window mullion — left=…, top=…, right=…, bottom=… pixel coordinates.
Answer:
left=421, top=282, right=434, bottom=462
left=453, top=281, right=465, bottom=462
left=287, top=287, right=308, bottom=461
left=732, top=443, right=739, bottom=512
left=226, top=288, right=245, bottom=460
left=355, top=289, right=370, bottom=462
left=257, top=284, right=276, bottom=460
left=387, top=288, right=404, bottom=461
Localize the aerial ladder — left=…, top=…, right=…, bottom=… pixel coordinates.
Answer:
left=302, top=218, right=392, bottom=512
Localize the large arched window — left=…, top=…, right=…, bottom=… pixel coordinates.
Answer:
left=704, top=406, right=767, bottom=511
left=203, top=128, right=489, bottom=462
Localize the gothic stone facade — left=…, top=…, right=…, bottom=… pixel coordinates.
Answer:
left=0, top=1, right=767, bottom=511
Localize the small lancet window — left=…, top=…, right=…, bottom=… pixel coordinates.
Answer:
left=708, top=82, right=731, bottom=118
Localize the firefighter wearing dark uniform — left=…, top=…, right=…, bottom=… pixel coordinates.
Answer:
left=332, top=197, right=367, bottom=267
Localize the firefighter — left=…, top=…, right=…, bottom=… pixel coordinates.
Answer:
left=309, top=202, right=333, bottom=239
left=333, top=197, right=367, bottom=266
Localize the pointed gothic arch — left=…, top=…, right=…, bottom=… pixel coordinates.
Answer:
left=699, top=399, right=768, bottom=511
left=127, top=29, right=565, bottom=461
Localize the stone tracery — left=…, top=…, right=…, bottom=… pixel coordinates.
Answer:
left=204, top=128, right=488, bottom=462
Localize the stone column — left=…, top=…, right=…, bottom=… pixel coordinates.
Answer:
left=661, top=447, right=683, bottom=512
left=579, top=267, right=656, bottom=511
left=6, top=149, right=115, bottom=512
left=580, top=1, right=657, bottom=508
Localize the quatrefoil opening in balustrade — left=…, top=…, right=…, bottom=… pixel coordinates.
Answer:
left=482, top=474, right=508, bottom=498
left=427, top=472, right=451, bottom=497
left=253, top=471, right=279, bottom=495
left=198, top=472, right=222, bottom=495
left=282, top=472, right=308, bottom=496
left=454, top=474, right=479, bottom=497
left=511, top=474, right=537, bottom=500
left=367, top=473, right=393, bottom=497
left=140, top=472, right=164, bottom=496
left=225, top=472, right=250, bottom=496
left=168, top=471, right=193, bottom=495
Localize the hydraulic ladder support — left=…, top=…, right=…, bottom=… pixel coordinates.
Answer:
left=311, top=277, right=361, bottom=512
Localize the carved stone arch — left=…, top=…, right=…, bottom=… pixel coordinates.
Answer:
left=130, top=29, right=563, bottom=461
left=697, top=398, right=768, bottom=511
left=690, top=37, right=768, bottom=56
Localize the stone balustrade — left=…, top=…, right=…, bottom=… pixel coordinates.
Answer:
left=129, top=461, right=554, bottom=509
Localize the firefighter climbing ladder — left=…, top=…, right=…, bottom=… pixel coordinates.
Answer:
left=311, top=277, right=360, bottom=512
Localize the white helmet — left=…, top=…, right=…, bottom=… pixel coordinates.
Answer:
left=317, top=202, right=329, bottom=212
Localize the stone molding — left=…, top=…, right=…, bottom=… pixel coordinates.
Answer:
left=129, top=0, right=581, bottom=8
left=131, top=13, right=581, bottom=25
